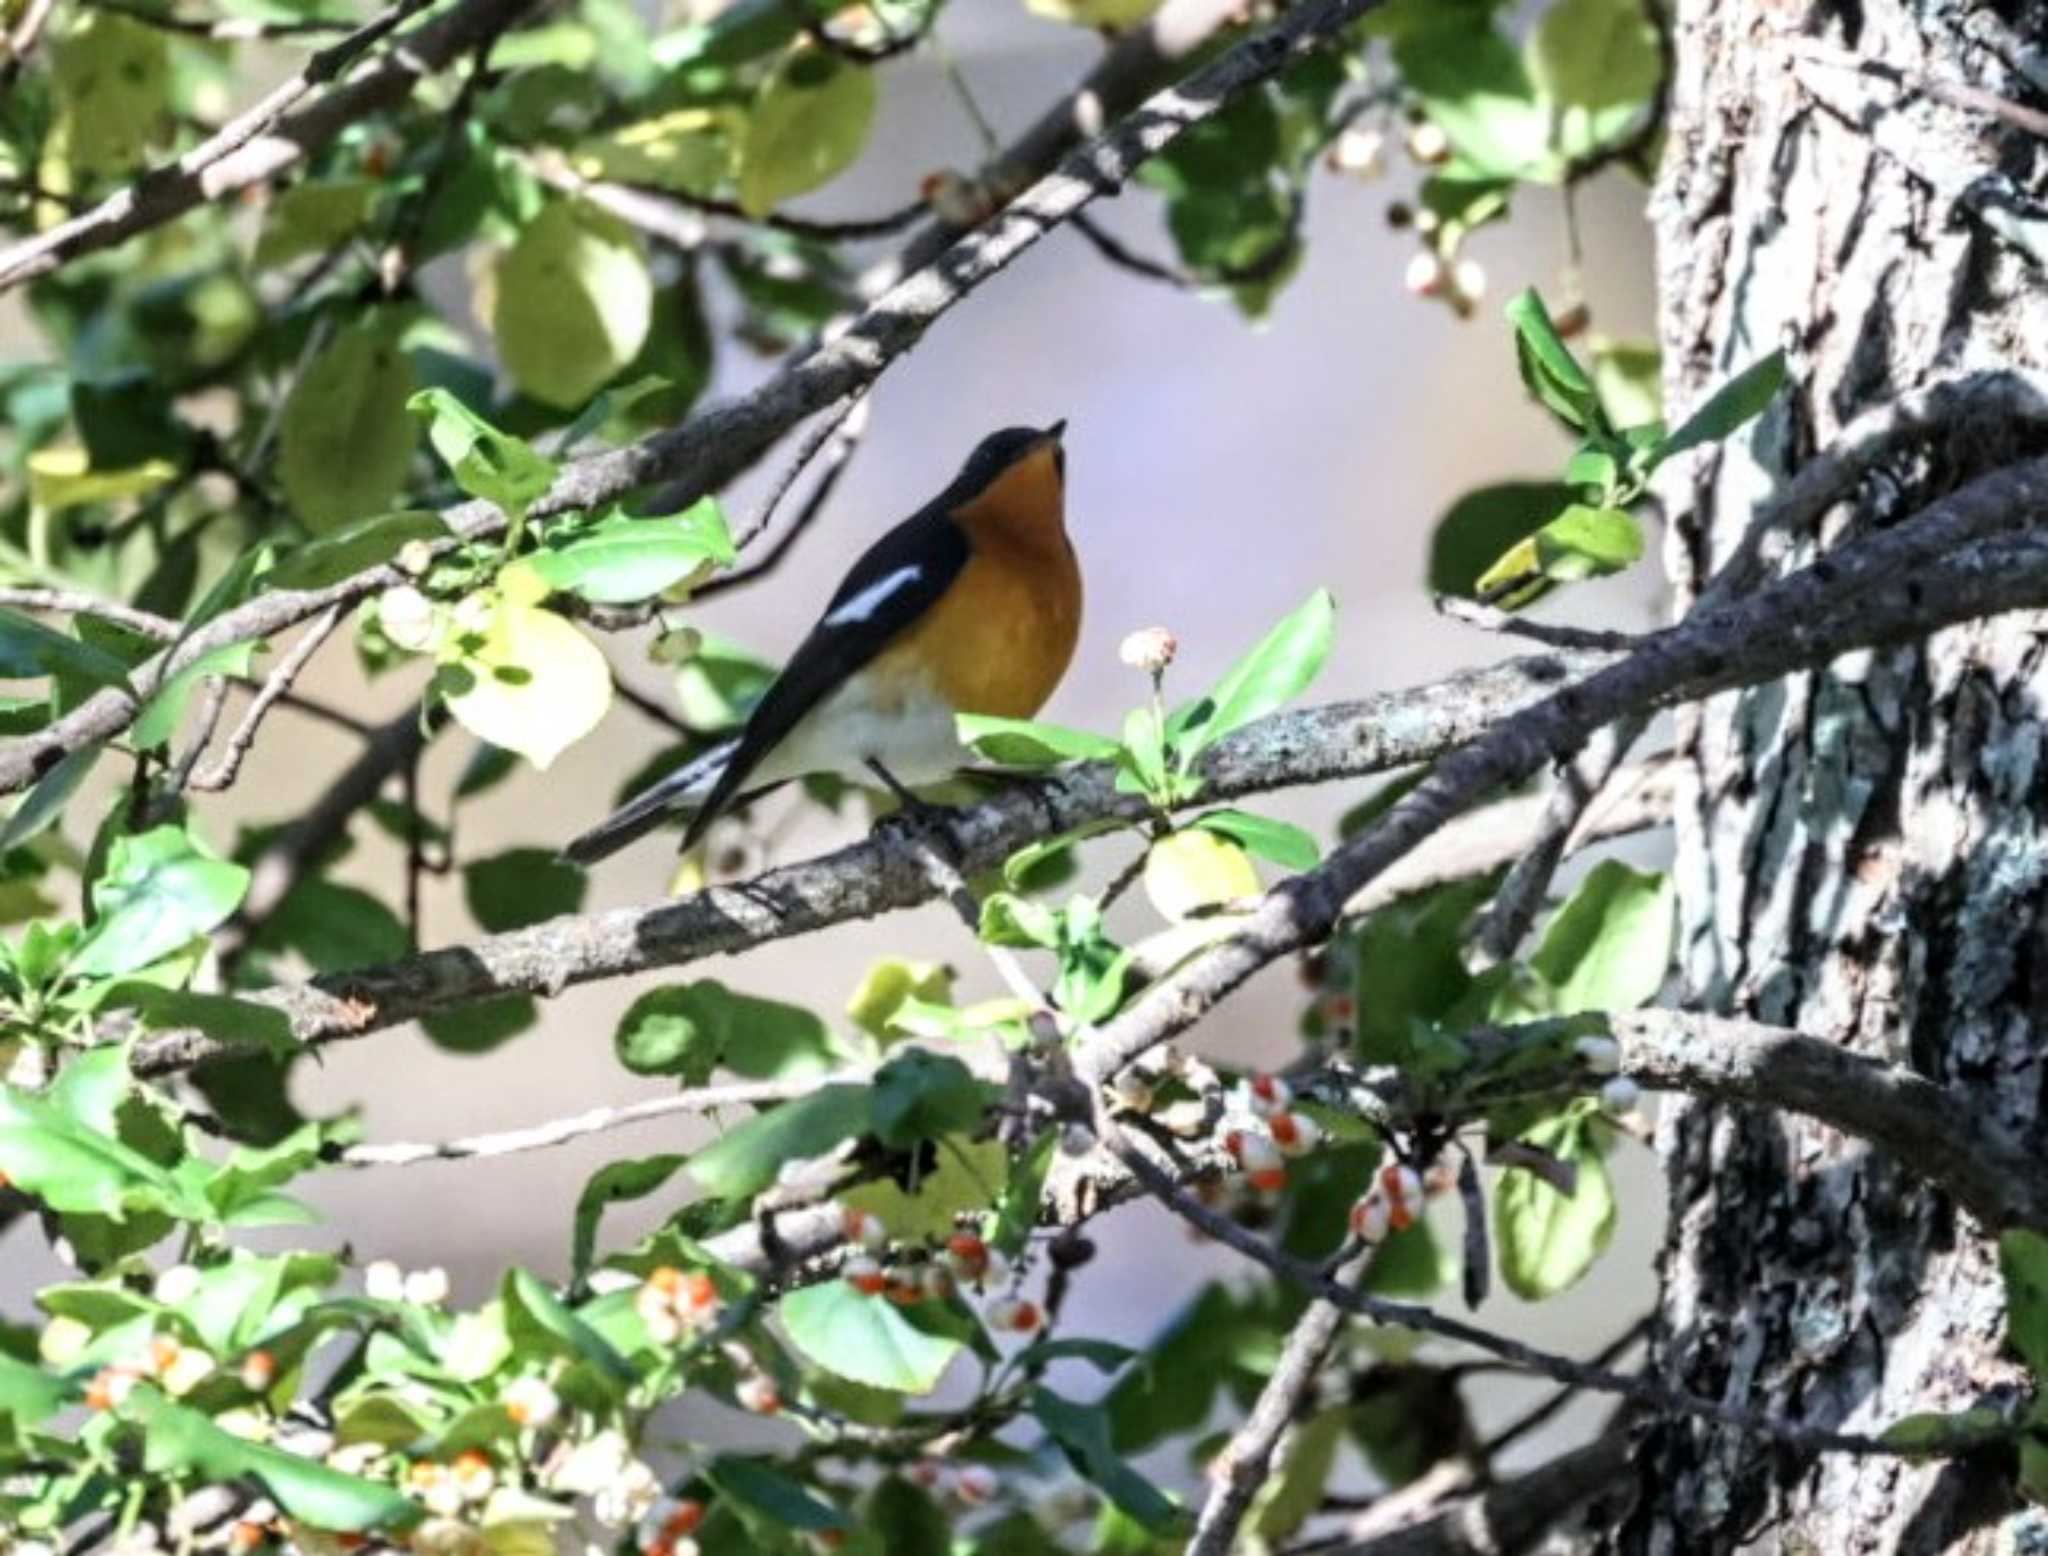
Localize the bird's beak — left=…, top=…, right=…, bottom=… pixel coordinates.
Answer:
left=1043, top=418, right=1068, bottom=443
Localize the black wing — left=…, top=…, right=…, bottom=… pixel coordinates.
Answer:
left=678, top=507, right=971, bottom=851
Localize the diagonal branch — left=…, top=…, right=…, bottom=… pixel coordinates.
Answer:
left=132, top=649, right=1611, bottom=1073
left=0, top=0, right=1394, bottom=796
left=0, top=0, right=537, bottom=292
left=1071, top=456, right=2048, bottom=1093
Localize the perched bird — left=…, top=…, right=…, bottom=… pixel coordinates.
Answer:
left=564, top=422, right=1081, bottom=865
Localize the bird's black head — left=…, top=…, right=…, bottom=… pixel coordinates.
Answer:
left=950, top=421, right=1067, bottom=500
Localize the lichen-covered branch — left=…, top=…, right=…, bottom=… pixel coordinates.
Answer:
left=132, top=650, right=1609, bottom=1073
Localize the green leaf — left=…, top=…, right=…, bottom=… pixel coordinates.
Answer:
left=1526, top=0, right=1662, bottom=162
left=613, top=979, right=834, bottom=1081
left=1474, top=504, right=1644, bottom=605
left=0, top=739, right=105, bottom=852
left=495, top=201, right=654, bottom=410
left=463, top=847, right=586, bottom=932
left=705, top=1457, right=850, bottom=1532
left=256, top=879, right=407, bottom=974
left=133, top=1389, right=419, bottom=1531
left=1354, top=874, right=1499, bottom=1066
left=869, top=1051, right=987, bottom=1149
left=441, top=601, right=612, bottom=771
left=1592, top=340, right=1662, bottom=430
left=1030, top=1387, right=1183, bottom=1533
left=1189, top=809, right=1319, bottom=870
left=0, top=608, right=133, bottom=687
left=1252, top=1406, right=1345, bottom=1545
left=571, top=108, right=733, bottom=196
left=518, top=500, right=734, bottom=604
left=737, top=47, right=877, bottom=218
left=2000, top=1230, right=2048, bottom=1376
left=778, top=1280, right=964, bottom=1394
left=864, top=1477, right=952, bottom=1556
left=980, top=891, right=1059, bottom=949
left=1394, top=20, right=1555, bottom=182
left=102, top=985, right=297, bottom=1059
left=407, top=389, right=559, bottom=521
left=264, top=513, right=449, bottom=593
left=254, top=179, right=378, bottom=270
left=1427, top=482, right=1578, bottom=599
left=49, top=13, right=170, bottom=176
left=421, top=996, right=537, bottom=1055
left=572, top=1155, right=686, bottom=1281
left=1174, top=589, right=1335, bottom=766
left=132, top=641, right=256, bottom=752
left=70, top=826, right=250, bottom=980
left=846, top=958, right=954, bottom=1043
left=1527, top=861, right=1674, bottom=1015
left=1653, top=351, right=1787, bottom=467
left=278, top=318, right=419, bottom=534
left=0, top=1352, right=70, bottom=1426
left=502, top=1269, right=634, bottom=1383
left=843, top=1136, right=1007, bottom=1243
left=1504, top=288, right=1607, bottom=433
left=1879, top=1407, right=2011, bottom=1454
left=956, top=714, right=1121, bottom=768
left=685, top=1085, right=871, bottom=1201
left=1495, top=1109, right=1615, bottom=1300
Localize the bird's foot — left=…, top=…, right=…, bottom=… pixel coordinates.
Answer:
left=960, top=766, right=1067, bottom=830
left=866, top=759, right=964, bottom=866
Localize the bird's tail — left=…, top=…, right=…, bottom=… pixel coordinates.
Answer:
left=561, top=738, right=739, bottom=866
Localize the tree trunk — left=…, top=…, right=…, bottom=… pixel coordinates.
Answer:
left=1629, top=2, right=2048, bottom=1551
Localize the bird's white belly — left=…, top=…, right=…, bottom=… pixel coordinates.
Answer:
left=752, top=668, right=967, bottom=790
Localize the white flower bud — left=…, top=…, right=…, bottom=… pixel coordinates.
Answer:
left=502, top=1376, right=560, bottom=1429
left=1244, top=1074, right=1291, bottom=1118
left=404, top=1267, right=451, bottom=1306
left=1349, top=1193, right=1392, bottom=1244
left=1453, top=256, right=1487, bottom=302
left=1118, top=627, right=1178, bottom=676
left=1407, top=121, right=1451, bottom=164
left=1405, top=251, right=1447, bottom=297
left=378, top=587, right=441, bottom=653
left=364, top=1260, right=406, bottom=1302
left=1328, top=127, right=1385, bottom=178
left=153, top=1264, right=202, bottom=1305
left=952, top=1463, right=1000, bottom=1505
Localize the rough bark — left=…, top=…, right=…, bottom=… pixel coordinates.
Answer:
left=1632, top=2, right=2048, bottom=1551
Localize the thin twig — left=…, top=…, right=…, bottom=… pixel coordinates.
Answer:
left=1434, top=595, right=1643, bottom=651
left=0, top=0, right=58, bottom=88
left=1787, top=40, right=2048, bottom=142
left=1070, top=210, right=1196, bottom=287
left=1470, top=712, right=1648, bottom=962
left=1190, top=1247, right=1372, bottom=1555
left=0, top=0, right=538, bottom=292
left=161, top=678, right=232, bottom=800
left=0, top=588, right=180, bottom=640
left=1093, top=1114, right=1985, bottom=1457
left=80, top=0, right=355, bottom=39
left=190, top=607, right=344, bottom=791
left=717, top=394, right=871, bottom=559
left=338, top=1076, right=845, bottom=1166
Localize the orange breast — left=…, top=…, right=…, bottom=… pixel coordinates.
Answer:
left=875, top=528, right=1083, bottom=719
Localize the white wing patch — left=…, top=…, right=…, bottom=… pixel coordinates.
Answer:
left=821, top=564, right=922, bottom=628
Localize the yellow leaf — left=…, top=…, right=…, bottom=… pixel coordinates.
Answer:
left=843, top=1137, right=1007, bottom=1240
left=737, top=47, right=877, bottom=218
left=50, top=14, right=169, bottom=176
left=571, top=109, right=735, bottom=195
left=26, top=447, right=178, bottom=511
left=493, top=202, right=653, bottom=410
left=1022, top=0, right=1163, bottom=28
left=1144, top=829, right=1260, bottom=923
left=442, top=602, right=613, bottom=770
left=846, top=958, right=955, bottom=1042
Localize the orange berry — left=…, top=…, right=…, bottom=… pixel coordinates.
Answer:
left=1248, top=1166, right=1289, bottom=1194
left=662, top=1502, right=705, bottom=1540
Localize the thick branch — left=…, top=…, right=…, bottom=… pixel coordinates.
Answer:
left=1329, top=1430, right=1634, bottom=1556
left=1073, top=456, right=2048, bottom=1091
left=1609, top=1010, right=2048, bottom=1231
left=0, top=0, right=1392, bottom=795
left=132, top=650, right=1607, bottom=1073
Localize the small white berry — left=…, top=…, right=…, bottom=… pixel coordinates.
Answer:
left=404, top=1267, right=450, bottom=1306
left=1453, top=256, right=1487, bottom=302
left=1349, top=1194, right=1393, bottom=1244
left=1600, top=1076, right=1642, bottom=1114
left=1405, top=251, right=1447, bottom=297
left=1118, top=627, right=1178, bottom=676
left=1328, top=127, right=1385, bottom=179
left=501, top=1376, right=560, bottom=1428
left=952, top=1463, right=1000, bottom=1505
left=1573, top=1035, right=1622, bottom=1074
left=1407, top=121, right=1451, bottom=164
left=364, top=1260, right=405, bottom=1302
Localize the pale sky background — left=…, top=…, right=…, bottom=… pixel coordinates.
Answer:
left=1, top=0, right=1671, bottom=1501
